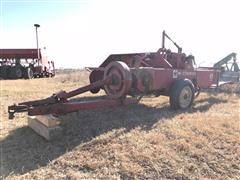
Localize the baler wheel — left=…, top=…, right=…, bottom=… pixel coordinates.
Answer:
left=170, top=79, right=194, bottom=109
left=104, top=61, right=132, bottom=99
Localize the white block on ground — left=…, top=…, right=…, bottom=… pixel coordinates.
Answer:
left=29, top=115, right=61, bottom=127
left=28, top=116, right=63, bottom=141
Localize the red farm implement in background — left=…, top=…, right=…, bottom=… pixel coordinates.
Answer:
left=0, top=49, right=55, bottom=79
left=0, top=24, right=55, bottom=79
left=8, top=31, right=220, bottom=119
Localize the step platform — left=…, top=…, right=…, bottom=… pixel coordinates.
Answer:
left=28, top=115, right=63, bottom=141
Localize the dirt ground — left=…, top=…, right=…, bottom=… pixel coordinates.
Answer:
left=0, top=70, right=239, bottom=179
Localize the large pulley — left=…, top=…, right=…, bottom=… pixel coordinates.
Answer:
left=104, top=61, right=132, bottom=99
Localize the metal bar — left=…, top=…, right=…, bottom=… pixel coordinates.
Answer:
left=20, top=77, right=111, bottom=106
left=162, top=31, right=165, bottom=49
left=28, top=98, right=138, bottom=116
left=163, top=31, right=182, bottom=53
left=63, top=77, right=111, bottom=99
left=19, top=96, right=57, bottom=106
left=85, top=67, right=105, bottom=72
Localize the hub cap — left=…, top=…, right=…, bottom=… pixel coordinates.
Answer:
left=179, top=85, right=193, bottom=108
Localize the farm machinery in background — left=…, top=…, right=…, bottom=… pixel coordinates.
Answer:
left=8, top=31, right=220, bottom=119
left=213, top=52, right=239, bottom=82
left=0, top=49, right=55, bottom=79
left=0, top=24, right=55, bottom=79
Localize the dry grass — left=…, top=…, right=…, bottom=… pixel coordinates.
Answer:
left=0, top=70, right=240, bottom=179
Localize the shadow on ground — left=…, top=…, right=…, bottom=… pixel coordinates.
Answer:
left=0, top=95, right=227, bottom=177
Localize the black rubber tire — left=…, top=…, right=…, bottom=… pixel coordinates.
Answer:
left=89, top=70, right=102, bottom=94
left=1, top=66, right=10, bottom=79
left=10, top=66, right=23, bottom=79
left=169, top=79, right=195, bottom=110
left=24, top=67, right=34, bottom=79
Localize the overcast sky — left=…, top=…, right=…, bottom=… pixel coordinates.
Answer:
left=0, top=0, right=239, bottom=68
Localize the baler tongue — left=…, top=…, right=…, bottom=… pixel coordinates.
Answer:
left=8, top=61, right=136, bottom=119
left=8, top=104, right=28, bottom=119
left=8, top=90, right=69, bottom=119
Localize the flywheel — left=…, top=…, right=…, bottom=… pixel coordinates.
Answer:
left=104, top=61, right=132, bottom=99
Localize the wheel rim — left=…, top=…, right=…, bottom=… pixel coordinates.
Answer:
left=104, top=61, right=132, bottom=99
left=28, top=68, right=33, bottom=79
left=30, top=70, right=33, bottom=78
left=179, top=85, right=193, bottom=108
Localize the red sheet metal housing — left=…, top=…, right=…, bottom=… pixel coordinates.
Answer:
left=0, top=49, right=40, bottom=59
left=0, top=49, right=55, bottom=79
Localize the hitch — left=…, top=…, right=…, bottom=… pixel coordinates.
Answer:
left=8, top=104, right=28, bottom=119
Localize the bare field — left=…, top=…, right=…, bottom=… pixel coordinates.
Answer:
left=0, top=70, right=240, bottom=179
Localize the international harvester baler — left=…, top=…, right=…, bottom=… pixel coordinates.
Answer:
left=8, top=31, right=220, bottom=119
